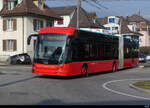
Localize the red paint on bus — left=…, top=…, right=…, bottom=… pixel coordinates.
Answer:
left=39, top=27, right=77, bottom=36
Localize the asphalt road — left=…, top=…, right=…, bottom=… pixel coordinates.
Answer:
left=0, top=63, right=150, bottom=105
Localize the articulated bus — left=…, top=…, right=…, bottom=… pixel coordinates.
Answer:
left=27, top=27, right=139, bottom=76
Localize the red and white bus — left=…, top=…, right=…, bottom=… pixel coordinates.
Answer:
left=27, top=27, right=139, bottom=76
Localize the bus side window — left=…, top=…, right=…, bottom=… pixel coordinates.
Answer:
left=72, top=38, right=90, bottom=61
left=70, top=39, right=80, bottom=61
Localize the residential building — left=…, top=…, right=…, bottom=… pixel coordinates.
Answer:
left=96, top=16, right=135, bottom=35
left=126, top=14, right=150, bottom=47
left=51, top=5, right=104, bottom=32
left=103, top=16, right=120, bottom=34
left=0, top=0, right=61, bottom=62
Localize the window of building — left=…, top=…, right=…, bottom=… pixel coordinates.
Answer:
left=3, top=19, right=17, bottom=31
left=33, top=19, right=44, bottom=31
left=105, top=27, right=111, bottom=30
left=46, top=20, right=54, bottom=27
left=38, top=2, right=44, bottom=9
left=112, top=27, right=118, bottom=30
left=8, top=0, right=18, bottom=10
left=57, top=20, right=64, bottom=25
left=108, top=18, right=115, bottom=23
left=7, top=19, right=13, bottom=31
left=3, top=40, right=17, bottom=51
left=148, top=28, right=150, bottom=36
left=34, top=40, right=37, bottom=50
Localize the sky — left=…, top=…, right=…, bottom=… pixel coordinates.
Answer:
left=46, top=0, right=150, bottom=20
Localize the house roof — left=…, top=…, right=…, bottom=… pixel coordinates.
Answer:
left=96, top=17, right=108, bottom=26
left=127, top=14, right=149, bottom=23
left=69, top=7, right=103, bottom=28
left=96, top=16, right=142, bottom=35
left=51, top=5, right=104, bottom=28
left=118, top=16, right=142, bottom=35
left=88, top=13, right=104, bottom=28
left=118, top=16, right=131, bottom=34
left=51, top=5, right=76, bottom=16
left=0, top=0, right=61, bottom=20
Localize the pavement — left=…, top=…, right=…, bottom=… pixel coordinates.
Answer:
left=132, top=61, right=150, bottom=93
left=0, top=60, right=150, bottom=96
left=138, top=61, right=150, bottom=68
left=0, top=62, right=32, bottom=67
left=0, top=62, right=7, bottom=66
left=0, top=61, right=150, bottom=105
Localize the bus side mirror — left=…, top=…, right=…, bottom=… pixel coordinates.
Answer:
left=27, top=34, right=38, bottom=45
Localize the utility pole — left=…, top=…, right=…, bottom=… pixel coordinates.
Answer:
left=138, top=8, right=141, bottom=16
left=77, top=0, right=81, bottom=28
left=119, top=18, right=122, bottom=34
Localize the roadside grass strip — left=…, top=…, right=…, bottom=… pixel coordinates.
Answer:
left=133, top=80, right=150, bottom=90
left=102, top=79, right=150, bottom=100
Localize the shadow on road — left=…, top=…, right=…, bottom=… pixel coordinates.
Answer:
left=0, top=76, right=37, bottom=88
left=36, top=68, right=131, bottom=80
left=36, top=99, right=150, bottom=105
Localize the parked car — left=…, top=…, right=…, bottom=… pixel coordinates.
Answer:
left=6, top=53, right=31, bottom=65
left=139, top=54, right=146, bottom=63
left=146, top=54, right=150, bottom=61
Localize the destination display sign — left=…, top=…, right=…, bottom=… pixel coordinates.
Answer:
left=41, top=35, right=66, bottom=41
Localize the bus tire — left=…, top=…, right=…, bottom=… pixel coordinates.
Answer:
left=112, top=63, right=117, bottom=72
left=81, top=64, right=88, bottom=77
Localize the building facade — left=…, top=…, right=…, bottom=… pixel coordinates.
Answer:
left=0, top=0, right=61, bottom=62
left=96, top=16, right=135, bottom=35
left=103, top=16, right=120, bottom=34
left=127, top=14, right=150, bottom=47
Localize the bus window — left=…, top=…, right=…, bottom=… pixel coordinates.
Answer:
left=70, top=38, right=80, bottom=61
left=89, top=41, right=99, bottom=60
left=78, top=39, right=90, bottom=61
left=70, top=38, right=90, bottom=62
left=35, top=34, right=67, bottom=64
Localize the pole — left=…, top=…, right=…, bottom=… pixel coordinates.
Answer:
left=77, top=0, right=81, bottom=28
left=138, top=8, right=141, bottom=16
left=119, top=18, right=122, bottom=34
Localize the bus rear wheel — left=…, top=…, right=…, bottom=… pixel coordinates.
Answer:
left=81, top=65, right=88, bottom=77
left=112, top=64, right=117, bottom=72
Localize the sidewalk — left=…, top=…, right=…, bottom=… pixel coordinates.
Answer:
left=139, top=61, right=150, bottom=68
left=0, top=62, right=32, bottom=68
left=130, top=61, right=150, bottom=93
left=0, top=62, right=8, bottom=66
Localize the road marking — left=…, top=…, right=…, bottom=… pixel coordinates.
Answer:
left=102, top=78, right=150, bottom=100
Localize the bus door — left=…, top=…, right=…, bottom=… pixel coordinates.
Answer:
left=118, top=36, right=124, bottom=69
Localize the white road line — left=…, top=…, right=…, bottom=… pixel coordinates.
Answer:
left=102, top=78, right=150, bottom=100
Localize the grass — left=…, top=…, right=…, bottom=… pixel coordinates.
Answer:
left=133, top=80, right=150, bottom=90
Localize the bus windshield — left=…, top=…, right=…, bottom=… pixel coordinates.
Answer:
left=35, top=33, right=68, bottom=64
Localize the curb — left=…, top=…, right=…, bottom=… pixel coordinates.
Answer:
left=129, top=83, right=150, bottom=94
left=0, top=64, right=32, bottom=68
left=0, top=64, right=9, bottom=66
left=138, top=65, right=145, bottom=68
left=138, top=65, right=150, bottom=68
